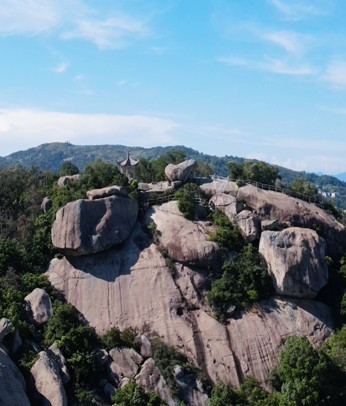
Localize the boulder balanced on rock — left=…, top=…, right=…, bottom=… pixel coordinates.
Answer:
left=52, top=195, right=138, bottom=256
left=165, top=159, right=196, bottom=183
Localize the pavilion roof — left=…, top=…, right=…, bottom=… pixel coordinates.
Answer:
left=117, top=152, right=139, bottom=167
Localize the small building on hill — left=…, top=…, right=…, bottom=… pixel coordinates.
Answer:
left=117, top=152, right=139, bottom=179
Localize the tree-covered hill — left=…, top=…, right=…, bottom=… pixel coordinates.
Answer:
left=1, top=142, right=345, bottom=209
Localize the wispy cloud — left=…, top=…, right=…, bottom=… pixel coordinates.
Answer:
left=0, top=0, right=152, bottom=49
left=0, top=109, right=178, bottom=156
left=323, top=60, right=346, bottom=89
left=262, top=31, right=307, bottom=56
left=269, top=0, right=329, bottom=20
left=62, top=16, right=151, bottom=49
left=219, top=56, right=315, bottom=76
left=52, top=62, right=69, bottom=73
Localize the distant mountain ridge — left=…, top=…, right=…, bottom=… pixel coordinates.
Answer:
left=1, top=142, right=346, bottom=208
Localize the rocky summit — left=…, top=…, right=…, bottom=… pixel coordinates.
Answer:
left=46, top=175, right=344, bottom=396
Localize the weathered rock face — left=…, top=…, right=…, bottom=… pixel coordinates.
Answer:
left=51, top=195, right=138, bottom=256
left=200, top=180, right=238, bottom=198
left=24, top=288, right=53, bottom=325
left=47, top=224, right=333, bottom=388
left=209, top=193, right=244, bottom=220
left=57, top=174, right=80, bottom=188
left=259, top=227, right=329, bottom=298
left=138, top=181, right=173, bottom=193
left=48, top=343, right=70, bottom=384
left=235, top=210, right=261, bottom=242
left=0, top=345, right=30, bottom=406
left=135, top=358, right=175, bottom=406
left=0, top=318, right=13, bottom=341
left=237, top=184, right=346, bottom=255
left=147, top=201, right=221, bottom=270
left=109, top=347, right=143, bottom=381
left=86, top=185, right=127, bottom=200
left=41, top=196, right=52, bottom=213
left=31, top=351, right=67, bottom=406
left=165, top=160, right=196, bottom=183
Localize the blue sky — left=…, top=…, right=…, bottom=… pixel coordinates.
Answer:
left=1, top=0, right=346, bottom=174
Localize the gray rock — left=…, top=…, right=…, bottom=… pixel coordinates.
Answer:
left=24, top=288, right=53, bottom=325
left=41, top=196, right=52, bottom=213
left=174, top=365, right=209, bottom=406
left=209, top=193, right=244, bottom=219
left=12, top=330, right=22, bottom=354
left=259, top=227, right=329, bottom=298
left=103, top=382, right=116, bottom=400
left=140, top=335, right=153, bottom=359
left=165, top=159, right=196, bottom=183
left=86, top=185, right=128, bottom=200
left=261, top=219, right=288, bottom=231
left=109, top=347, right=143, bottom=380
left=135, top=358, right=176, bottom=406
left=51, top=195, right=138, bottom=256
left=0, top=346, right=30, bottom=406
left=0, top=318, right=13, bottom=341
left=30, top=351, right=67, bottom=406
left=200, top=180, right=238, bottom=197
left=147, top=201, right=221, bottom=270
left=57, top=174, right=80, bottom=188
left=237, top=184, right=346, bottom=255
left=235, top=210, right=261, bottom=242
left=48, top=342, right=71, bottom=384
left=138, top=181, right=173, bottom=193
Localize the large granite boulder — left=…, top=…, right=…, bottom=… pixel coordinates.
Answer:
left=165, top=160, right=196, bottom=183
left=235, top=210, right=261, bottom=242
left=31, top=351, right=67, bottom=406
left=47, top=224, right=333, bottom=388
left=147, top=201, right=221, bottom=270
left=209, top=193, right=244, bottom=219
left=51, top=195, right=138, bottom=256
left=41, top=196, right=52, bottom=213
left=259, top=227, right=328, bottom=298
left=86, top=185, right=127, bottom=200
left=108, top=347, right=143, bottom=381
left=24, top=288, right=53, bottom=325
left=0, top=345, right=30, bottom=406
left=200, top=180, right=238, bottom=198
left=135, top=358, right=175, bottom=406
left=57, top=174, right=80, bottom=188
left=237, top=184, right=346, bottom=255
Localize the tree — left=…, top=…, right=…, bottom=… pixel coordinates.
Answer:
left=228, top=161, right=279, bottom=185
left=269, top=336, right=334, bottom=406
left=208, top=245, right=273, bottom=322
left=81, top=159, right=126, bottom=189
left=58, top=161, right=80, bottom=176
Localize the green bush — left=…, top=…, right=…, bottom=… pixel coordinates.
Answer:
left=175, top=183, right=204, bottom=219
left=101, top=327, right=139, bottom=351
left=208, top=210, right=243, bottom=253
left=208, top=245, right=273, bottom=322
left=113, top=379, right=166, bottom=406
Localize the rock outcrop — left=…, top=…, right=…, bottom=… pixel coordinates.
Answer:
left=41, top=196, right=52, bottom=213
left=259, top=227, right=328, bottom=298
left=235, top=210, right=261, bottom=242
left=200, top=180, right=238, bottom=197
left=31, top=351, right=68, bottom=406
left=209, top=193, right=244, bottom=219
left=108, top=347, right=143, bottom=381
left=0, top=345, right=30, bottom=406
left=237, top=184, right=346, bottom=255
left=57, top=174, right=80, bottom=188
left=47, top=224, right=333, bottom=388
left=86, top=185, right=127, bottom=200
left=147, top=201, right=221, bottom=270
left=165, top=160, right=196, bottom=183
left=24, top=288, right=53, bottom=325
left=51, top=195, right=138, bottom=256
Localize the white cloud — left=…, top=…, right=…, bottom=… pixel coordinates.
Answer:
left=0, top=0, right=152, bottom=49
left=269, top=0, right=329, bottom=20
left=219, top=56, right=315, bottom=76
left=0, top=109, right=178, bottom=156
left=52, top=62, right=69, bottom=73
left=62, top=16, right=151, bottom=49
left=324, top=60, right=346, bottom=89
left=263, top=31, right=306, bottom=56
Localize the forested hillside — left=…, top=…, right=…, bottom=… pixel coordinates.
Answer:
left=1, top=142, right=345, bottom=209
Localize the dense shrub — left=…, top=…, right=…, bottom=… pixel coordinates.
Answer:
left=208, top=245, right=273, bottom=322
left=113, top=379, right=166, bottom=406
left=208, top=210, right=243, bottom=254
left=175, top=182, right=204, bottom=219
